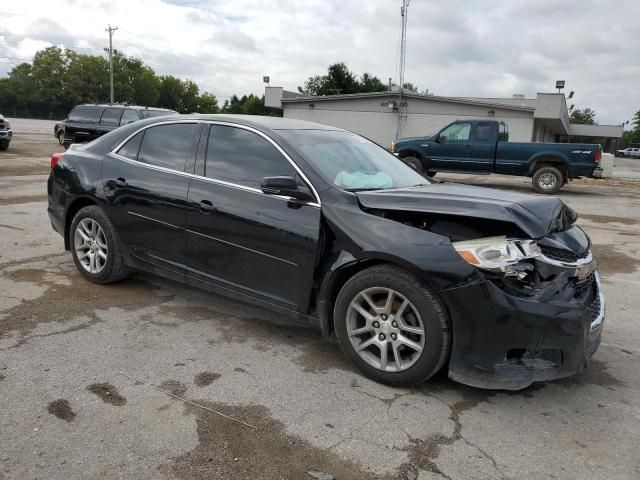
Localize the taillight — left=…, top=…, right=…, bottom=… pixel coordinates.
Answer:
left=594, top=148, right=602, bottom=164
left=51, top=152, right=64, bottom=169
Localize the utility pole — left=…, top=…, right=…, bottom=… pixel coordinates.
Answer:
left=396, top=0, right=410, bottom=140
left=105, top=25, right=118, bottom=104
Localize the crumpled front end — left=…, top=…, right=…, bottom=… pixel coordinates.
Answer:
left=441, top=225, right=604, bottom=390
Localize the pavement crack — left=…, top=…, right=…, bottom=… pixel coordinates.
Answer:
left=461, top=435, right=510, bottom=479
left=1, top=316, right=102, bottom=350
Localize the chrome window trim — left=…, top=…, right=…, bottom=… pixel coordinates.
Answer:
left=109, top=119, right=321, bottom=208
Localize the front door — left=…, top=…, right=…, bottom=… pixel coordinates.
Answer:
left=102, top=122, right=201, bottom=269
left=424, top=121, right=472, bottom=171
left=185, top=123, right=321, bottom=310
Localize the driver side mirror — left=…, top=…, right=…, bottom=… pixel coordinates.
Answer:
left=261, top=176, right=314, bottom=202
left=435, top=133, right=445, bottom=143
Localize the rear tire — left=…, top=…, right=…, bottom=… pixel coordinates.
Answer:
left=532, top=166, right=564, bottom=194
left=334, top=265, right=450, bottom=386
left=70, top=205, right=130, bottom=284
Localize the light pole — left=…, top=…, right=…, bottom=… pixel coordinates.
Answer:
left=105, top=25, right=118, bottom=104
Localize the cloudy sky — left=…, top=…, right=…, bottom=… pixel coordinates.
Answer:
left=1, top=0, right=638, bottom=125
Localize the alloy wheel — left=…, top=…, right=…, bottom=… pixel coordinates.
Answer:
left=346, top=287, right=426, bottom=372
left=74, top=218, right=108, bottom=274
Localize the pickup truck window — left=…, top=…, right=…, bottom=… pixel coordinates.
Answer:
left=498, top=123, right=509, bottom=142
left=440, top=122, right=471, bottom=143
left=476, top=124, right=493, bottom=142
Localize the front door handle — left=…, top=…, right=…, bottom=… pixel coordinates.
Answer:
left=199, top=200, right=217, bottom=214
left=114, top=177, right=128, bottom=188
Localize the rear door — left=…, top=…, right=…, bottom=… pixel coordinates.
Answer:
left=185, top=123, right=321, bottom=310
left=425, top=121, right=472, bottom=171
left=103, top=121, right=201, bottom=270
left=468, top=122, right=496, bottom=172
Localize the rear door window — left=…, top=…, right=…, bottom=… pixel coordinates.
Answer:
left=68, top=106, right=103, bottom=124
left=204, top=125, right=297, bottom=189
left=120, top=109, right=140, bottom=126
left=475, top=123, right=493, bottom=142
left=137, top=123, right=198, bottom=171
left=99, top=108, right=124, bottom=127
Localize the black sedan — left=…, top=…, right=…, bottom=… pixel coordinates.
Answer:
left=47, top=115, right=604, bottom=389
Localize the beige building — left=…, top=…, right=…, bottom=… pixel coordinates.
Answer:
left=265, top=88, right=623, bottom=152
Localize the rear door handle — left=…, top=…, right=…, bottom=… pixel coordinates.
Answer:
left=114, top=177, right=128, bottom=188
left=199, top=200, right=217, bottom=214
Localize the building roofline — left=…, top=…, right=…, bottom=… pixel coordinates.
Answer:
left=281, top=91, right=536, bottom=112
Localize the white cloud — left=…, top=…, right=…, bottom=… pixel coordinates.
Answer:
left=0, top=0, right=638, bottom=124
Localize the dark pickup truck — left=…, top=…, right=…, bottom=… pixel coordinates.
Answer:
left=391, top=120, right=603, bottom=194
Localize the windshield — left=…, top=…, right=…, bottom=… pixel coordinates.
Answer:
left=280, top=130, right=429, bottom=191
left=140, top=109, right=174, bottom=119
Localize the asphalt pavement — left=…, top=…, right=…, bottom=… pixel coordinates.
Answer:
left=1, top=121, right=639, bottom=480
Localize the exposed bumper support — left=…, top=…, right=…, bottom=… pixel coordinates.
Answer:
left=441, top=272, right=604, bottom=390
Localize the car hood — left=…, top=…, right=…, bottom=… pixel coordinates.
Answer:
left=356, top=183, right=577, bottom=238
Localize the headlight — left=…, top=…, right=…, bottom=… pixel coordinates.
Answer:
left=452, top=236, right=540, bottom=272
left=390, top=141, right=396, bottom=154
left=5, top=121, right=9, bottom=129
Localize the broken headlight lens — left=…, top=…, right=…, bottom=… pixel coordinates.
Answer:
left=452, top=236, right=540, bottom=274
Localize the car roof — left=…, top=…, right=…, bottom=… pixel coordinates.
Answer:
left=77, top=104, right=176, bottom=112
left=156, top=114, right=343, bottom=131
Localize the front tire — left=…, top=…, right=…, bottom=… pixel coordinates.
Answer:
left=532, top=166, right=564, bottom=194
left=70, top=205, right=130, bottom=284
left=401, top=156, right=423, bottom=172
left=0, top=142, right=8, bottom=151
left=334, top=265, right=450, bottom=386
left=57, top=131, right=65, bottom=145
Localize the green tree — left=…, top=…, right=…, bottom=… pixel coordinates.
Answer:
left=194, top=92, right=219, bottom=113
left=64, top=52, right=109, bottom=107
left=221, top=94, right=281, bottom=116
left=570, top=108, right=597, bottom=125
left=304, top=63, right=406, bottom=96
left=359, top=73, right=387, bottom=93
left=158, top=76, right=185, bottom=111
left=304, top=62, right=358, bottom=95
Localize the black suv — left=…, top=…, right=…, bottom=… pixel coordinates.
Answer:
left=63, top=104, right=176, bottom=149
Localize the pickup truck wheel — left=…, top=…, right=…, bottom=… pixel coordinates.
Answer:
left=334, top=265, right=450, bottom=386
left=533, top=166, right=564, bottom=194
left=57, top=131, right=65, bottom=145
left=0, top=142, right=8, bottom=151
left=402, top=156, right=423, bottom=173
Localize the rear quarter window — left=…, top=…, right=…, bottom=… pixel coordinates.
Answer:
left=68, top=106, right=104, bottom=124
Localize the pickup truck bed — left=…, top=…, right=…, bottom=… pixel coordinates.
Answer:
left=392, top=120, right=602, bottom=194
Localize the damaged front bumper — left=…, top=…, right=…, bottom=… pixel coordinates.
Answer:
left=441, top=257, right=604, bottom=390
